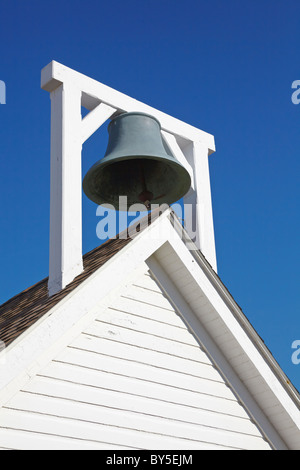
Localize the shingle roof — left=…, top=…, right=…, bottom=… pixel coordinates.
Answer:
left=0, top=208, right=161, bottom=348
left=0, top=237, right=129, bottom=348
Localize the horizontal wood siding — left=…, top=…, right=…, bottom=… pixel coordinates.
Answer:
left=0, top=271, right=272, bottom=450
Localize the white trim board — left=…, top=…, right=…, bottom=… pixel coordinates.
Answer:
left=0, top=208, right=299, bottom=449
left=146, top=255, right=286, bottom=450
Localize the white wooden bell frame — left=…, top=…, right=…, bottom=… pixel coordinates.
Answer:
left=41, top=61, right=217, bottom=296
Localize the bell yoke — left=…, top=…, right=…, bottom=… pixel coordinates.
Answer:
left=82, top=112, right=191, bottom=211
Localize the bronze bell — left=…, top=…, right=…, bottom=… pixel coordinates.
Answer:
left=82, top=112, right=191, bottom=211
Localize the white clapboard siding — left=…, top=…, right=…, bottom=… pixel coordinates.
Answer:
left=0, top=428, right=130, bottom=450
left=69, top=335, right=218, bottom=381
left=29, top=363, right=262, bottom=437
left=53, top=349, right=248, bottom=417
left=0, top=269, right=272, bottom=450
left=58, top=344, right=238, bottom=400
left=109, top=296, right=184, bottom=327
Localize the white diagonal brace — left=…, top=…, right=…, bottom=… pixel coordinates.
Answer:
left=81, top=102, right=116, bottom=144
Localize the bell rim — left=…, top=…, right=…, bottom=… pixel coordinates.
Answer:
left=82, top=154, right=191, bottom=210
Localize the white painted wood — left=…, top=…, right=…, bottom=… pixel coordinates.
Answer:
left=183, top=141, right=217, bottom=271
left=0, top=407, right=233, bottom=450
left=82, top=321, right=202, bottom=362
left=48, top=84, right=84, bottom=295
left=100, top=306, right=185, bottom=332
left=8, top=380, right=261, bottom=439
left=159, top=232, right=300, bottom=441
left=78, top=330, right=221, bottom=383
left=41, top=61, right=216, bottom=151
left=59, top=344, right=235, bottom=400
left=0, top=408, right=138, bottom=450
left=42, top=60, right=218, bottom=294
left=1, top=213, right=299, bottom=448
left=4, top=388, right=270, bottom=450
left=0, top=217, right=168, bottom=407
left=93, top=307, right=199, bottom=347
left=108, top=298, right=183, bottom=327
left=161, top=131, right=194, bottom=189
left=0, top=264, right=272, bottom=450
left=121, top=283, right=177, bottom=311
left=146, top=253, right=287, bottom=449
left=81, top=102, right=116, bottom=144
left=132, top=271, right=163, bottom=291
left=41, top=358, right=250, bottom=418
left=0, top=428, right=127, bottom=450
left=46, top=76, right=116, bottom=295
left=4, top=383, right=266, bottom=450
left=97, top=306, right=187, bottom=336
left=161, top=133, right=217, bottom=269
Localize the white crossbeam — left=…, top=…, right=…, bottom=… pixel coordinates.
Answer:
left=41, top=61, right=215, bottom=152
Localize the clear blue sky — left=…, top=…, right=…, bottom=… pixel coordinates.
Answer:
left=0, top=0, right=299, bottom=391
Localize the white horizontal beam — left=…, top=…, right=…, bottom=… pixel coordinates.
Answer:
left=41, top=61, right=215, bottom=153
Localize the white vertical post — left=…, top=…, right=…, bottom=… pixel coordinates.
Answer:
left=183, top=141, right=217, bottom=272
left=48, top=83, right=83, bottom=296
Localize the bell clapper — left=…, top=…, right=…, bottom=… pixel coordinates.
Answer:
left=138, top=161, right=153, bottom=209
